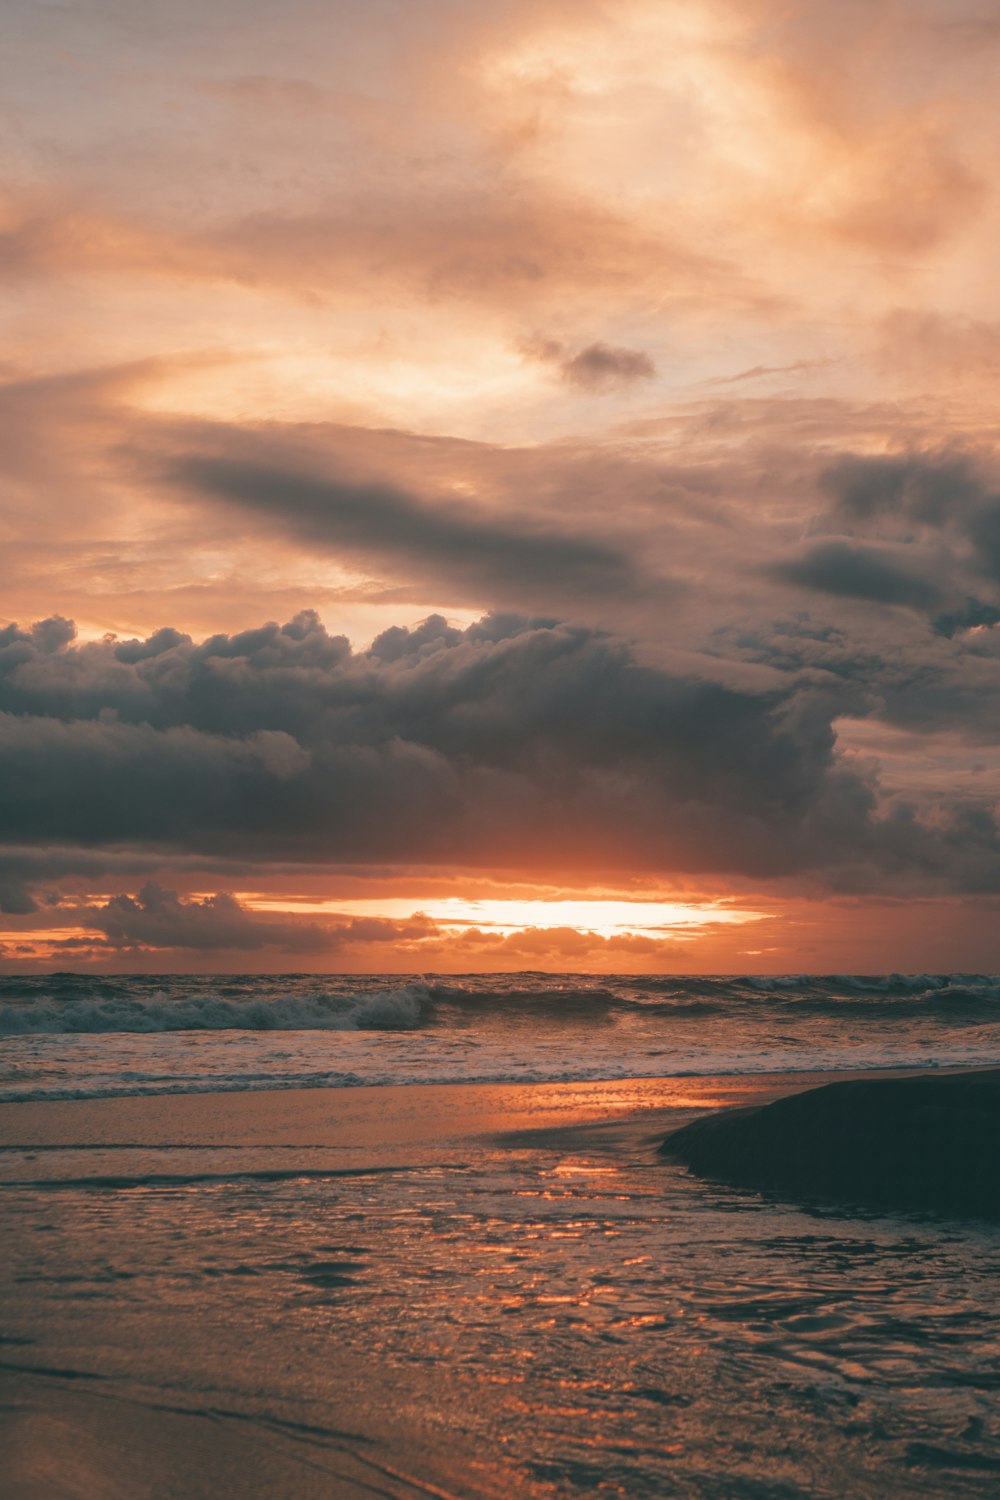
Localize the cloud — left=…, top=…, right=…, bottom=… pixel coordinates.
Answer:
left=468, top=924, right=685, bottom=960
left=2, top=0, right=1000, bottom=970
left=769, top=540, right=944, bottom=612
left=754, top=450, right=1000, bottom=642
left=702, top=359, right=837, bottom=387
left=84, top=881, right=331, bottom=953
left=523, top=336, right=656, bottom=391
left=0, top=607, right=856, bottom=877
left=1, top=604, right=998, bottom=893
left=167, top=453, right=647, bottom=604
left=818, top=452, right=982, bottom=528
left=829, top=135, right=983, bottom=257
left=0, top=177, right=738, bottom=321
left=76, top=882, right=443, bottom=956
left=559, top=342, right=656, bottom=390
left=814, top=450, right=1000, bottom=595
left=929, top=601, right=1000, bottom=640
left=0, top=875, right=36, bottom=915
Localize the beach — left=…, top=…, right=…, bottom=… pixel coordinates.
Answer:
left=4, top=1067, right=1000, bottom=1498
left=5, top=0, right=1000, bottom=1485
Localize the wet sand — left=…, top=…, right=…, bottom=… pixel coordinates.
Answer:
left=3, top=1067, right=994, bottom=1499
left=0, top=1065, right=939, bottom=1160
left=0, top=1380, right=459, bottom=1500
left=0, top=1071, right=820, bottom=1188
left=0, top=1072, right=812, bottom=1499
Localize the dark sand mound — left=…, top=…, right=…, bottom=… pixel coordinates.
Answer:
left=660, top=1070, right=1000, bottom=1220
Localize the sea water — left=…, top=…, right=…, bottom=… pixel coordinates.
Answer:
left=3, top=973, right=1000, bottom=1496
left=2, top=970, right=999, bottom=1102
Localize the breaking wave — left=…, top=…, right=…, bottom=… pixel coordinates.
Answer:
left=0, top=982, right=430, bottom=1036
left=0, top=972, right=998, bottom=1036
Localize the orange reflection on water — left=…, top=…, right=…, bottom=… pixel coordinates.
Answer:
left=552, top=1164, right=620, bottom=1177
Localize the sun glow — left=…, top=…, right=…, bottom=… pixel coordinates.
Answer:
left=241, top=895, right=768, bottom=940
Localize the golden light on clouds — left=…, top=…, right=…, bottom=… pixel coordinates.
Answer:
left=242, top=895, right=769, bottom=941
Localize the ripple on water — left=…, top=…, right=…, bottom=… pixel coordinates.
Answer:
left=3, top=1141, right=1000, bottom=1497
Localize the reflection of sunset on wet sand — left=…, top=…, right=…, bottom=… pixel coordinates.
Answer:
left=5, top=1072, right=1000, bottom=1497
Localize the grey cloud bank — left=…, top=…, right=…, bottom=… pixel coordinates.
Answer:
left=1, top=606, right=999, bottom=902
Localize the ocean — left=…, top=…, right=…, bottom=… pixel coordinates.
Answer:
left=3, top=970, right=1000, bottom=1102
left=3, top=973, right=1000, bottom=1497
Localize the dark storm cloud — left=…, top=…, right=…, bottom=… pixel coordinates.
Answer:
left=929, top=599, right=1000, bottom=639
left=816, top=450, right=1000, bottom=589
left=0, top=875, right=36, bottom=915
left=717, top=595, right=1000, bottom=729
left=0, top=709, right=309, bottom=847
left=0, top=608, right=870, bottom=880
left=769, top=540, right=944, bottom=612
left=965, top=504, right=1000, bottom=582
left=2, top=605, right=999, bottom=892
left=0, top=846, right=271, bottom=897
left=765, top=450, right=1000, bottom=639
left=169, top=454, right=646, bottom=602
left=819, top=452, right=983, bottom=527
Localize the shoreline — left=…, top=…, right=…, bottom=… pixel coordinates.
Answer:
left=0, top=1072, right=795, bottom=1155
left=2, top=1064, right=992, bottom=1171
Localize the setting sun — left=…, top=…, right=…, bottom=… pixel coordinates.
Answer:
left=241, top=894, right=769, bottom=940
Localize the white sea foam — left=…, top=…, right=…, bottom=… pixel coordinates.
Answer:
left=2, top=1038, right=999, bottom=1104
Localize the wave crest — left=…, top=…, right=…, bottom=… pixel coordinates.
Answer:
left=0, top=983, right=430, bottom=1035
left=1, top=972, right=998, bottom=1036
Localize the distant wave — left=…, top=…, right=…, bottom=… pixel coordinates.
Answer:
left=0, top=973, right=998, bottom=1036
left=0, top=983, right=429, bottom=1036
left=753, top=975, right=1000, bottom=1019
left=429, top=975, right=1000, bottom=1022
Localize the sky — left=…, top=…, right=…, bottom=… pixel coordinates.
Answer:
left=2, top=0, right=1000, bottom=973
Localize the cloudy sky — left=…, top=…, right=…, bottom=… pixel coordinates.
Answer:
left=2, top=0, right=1000, bottom=972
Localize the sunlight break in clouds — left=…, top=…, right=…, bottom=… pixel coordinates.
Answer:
left=242, top=896, right=770, bottom=940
